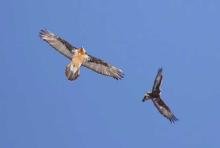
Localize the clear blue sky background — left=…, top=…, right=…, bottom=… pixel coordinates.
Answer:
left=1, top=0, right=220, bottom=147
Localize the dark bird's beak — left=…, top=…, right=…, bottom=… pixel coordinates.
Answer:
left=142, top=96, right=146, bottom=102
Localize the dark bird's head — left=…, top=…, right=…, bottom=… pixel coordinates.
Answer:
left=142, top=92, right=152, bottom=102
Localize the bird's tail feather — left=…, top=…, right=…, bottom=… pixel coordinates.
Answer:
left=65, top=63, right=80, bottom=81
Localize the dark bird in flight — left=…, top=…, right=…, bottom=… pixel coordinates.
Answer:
left=142, top=68, right=178, bottom=123
left=39, top=29, right=124, bottom=81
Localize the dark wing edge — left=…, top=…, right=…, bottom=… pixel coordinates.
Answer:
left=82, top=54, right=124, bottom=80
left=152, top=97, right=178, bottom=123
left=39, top=29, right=76, bottom=60
left=152, top=67, right=163, bottom=92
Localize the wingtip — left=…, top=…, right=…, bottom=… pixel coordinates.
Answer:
left=39, top=28, right=52, bottom=37
left=114, top=70, right=124, bottom=80
left=158, top=67, right=163, bottom=73
left=110, top=66, right=124, bottom=80
left=39, top=29, right=56, bottom=41
left=169, top=115, right=178, bottom=124
left=39, top=28, right=47, bottom=33
left=39, top=29, right=48, bottom=38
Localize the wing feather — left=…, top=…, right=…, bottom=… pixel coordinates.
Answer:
left=152, top=68, right=163, bottom=92
left=82, top=55, right=124, bottom=80
left=152, top=97, right=178, bottom=123
left=39, top=29, right=76, bottom=60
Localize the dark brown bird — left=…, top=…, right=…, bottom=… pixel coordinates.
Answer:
left=143, top=68, right=178, bottom=123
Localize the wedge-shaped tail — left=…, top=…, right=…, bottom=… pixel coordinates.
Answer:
left=65, top=63, right=80, bottom=80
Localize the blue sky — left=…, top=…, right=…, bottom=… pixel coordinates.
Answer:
left=1, top=0, right=220, bottom=147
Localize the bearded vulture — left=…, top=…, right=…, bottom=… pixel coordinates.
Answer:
left=143, top=68, right=178, bottom=123
left=39, top=29, right=124, bottom=81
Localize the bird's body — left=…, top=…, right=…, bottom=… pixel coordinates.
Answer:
left=144, top=91, right=160, bottom=99
left=143, top=68, right=178, bottom=123
left=39, top=29, right=124, bottom=81
left=65, top=48, right=89, bottom=80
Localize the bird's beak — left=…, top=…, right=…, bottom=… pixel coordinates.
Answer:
left=142, top=96, right=146, bottom=102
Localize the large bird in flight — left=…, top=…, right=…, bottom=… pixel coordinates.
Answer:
left=142, top=68, right=178, bottom=123
left=39, top=29, right=124, bottom=81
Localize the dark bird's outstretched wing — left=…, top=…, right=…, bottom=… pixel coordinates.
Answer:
left=83, top=55, right=124, bottom=80
left=152, top=97, right=178, bottom=123
left=39, top=29, right=76, bottom=60
left=152, top=68, right=163, bottom=92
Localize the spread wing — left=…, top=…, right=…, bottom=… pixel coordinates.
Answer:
left=152, top=68, right=163, bottom=92
left=152, top=97, right=178, bottom=123
left=39, top=29, right=76, bottom=60
left=83, top=55, right=124, bottom=80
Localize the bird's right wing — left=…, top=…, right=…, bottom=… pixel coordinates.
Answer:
left=152, top=97, right=178, bottom=123
left=82, top=54, right=124, bottom=80
left=39, top=29, right=76, bottom=60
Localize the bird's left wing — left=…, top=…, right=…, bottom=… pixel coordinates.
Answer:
left=82, top=54, right=124, bottom=80
left=152, top=68, right=163, bottom=92
left=152, top=97, right=178, bottom=123
left=39, top=29, right=76, bottom=60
